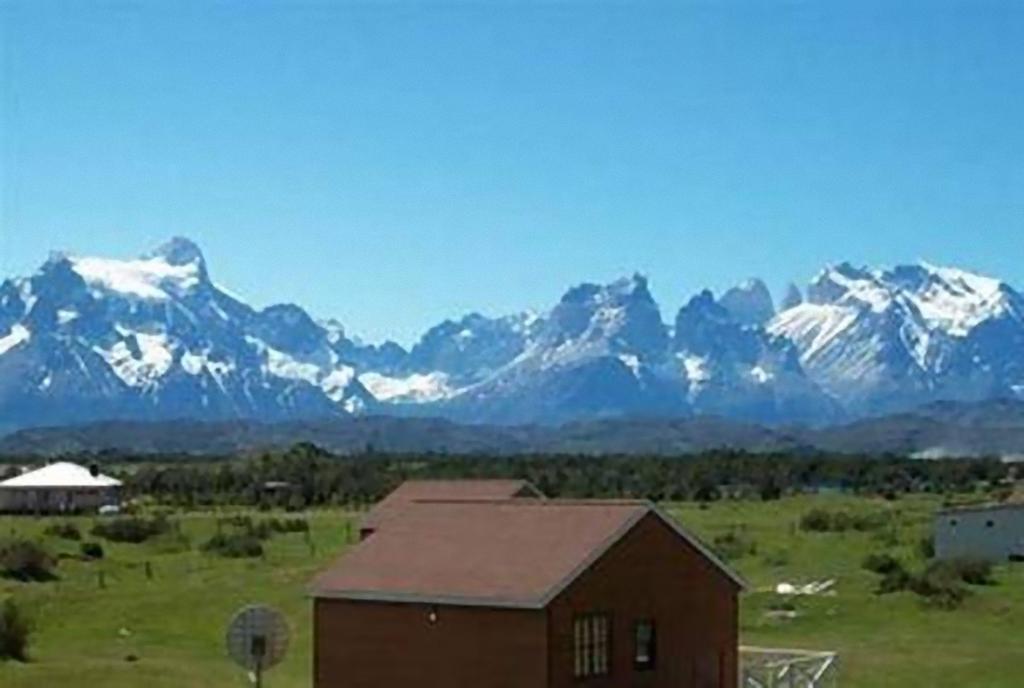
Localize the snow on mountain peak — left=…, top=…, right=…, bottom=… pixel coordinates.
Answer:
left=68, top=238, right=209, bottom=301
left=70, top=255, right=202, bottom=301
left=896, top=262, right=1017, bottom=336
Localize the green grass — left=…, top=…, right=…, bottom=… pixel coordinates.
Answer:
left=2, top=495, right=1021, bottom=687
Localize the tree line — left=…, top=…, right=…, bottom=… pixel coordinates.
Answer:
left=11, top=443, right=1005, bottom=509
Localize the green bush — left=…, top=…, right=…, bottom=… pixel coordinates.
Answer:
left=929, top=558, right=994, bottom=586
left=149, top=532, right=192, bottom=555
left=79, top=542, right=104, bottom=560
left=918, top=535, right=936, bottom=559
left=800, top=508, right=890, bottom=533
left=863, top=552, right=903, bottom=575
left=799, top=508, right=833, bottom=532
left=870, top=558, right=976, bottom=609
left=910, top=563, right=969, bottom=609
left=0, top=598, right=33, bottom=661
left=0, top=540, right=56, bottom=582
left=712, top=530, right=757, bottom=561
left=266, top=517, right=309, bottom=534
left=91, top=516, right=170, bottom=544
left=877, top=567, right=913, bottom=594
left=201, top=533, right=264, bottom=559
left=43, top=523, right=81, bottom=541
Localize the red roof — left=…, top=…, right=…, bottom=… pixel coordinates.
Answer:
left=314, top=499, right=744, bottom=608
left=360, top=479, right=541, bottom=532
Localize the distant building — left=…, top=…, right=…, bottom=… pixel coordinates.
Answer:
left=358, top=478, right=542, bottom=539
left=312, top=482, right=744, bottom=688
left=0, top=462, right=122, bottom=514
left=934, top=502, right=1024, bottom=562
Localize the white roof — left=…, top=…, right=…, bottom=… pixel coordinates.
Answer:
left=0, top=462, right=121, bottom=489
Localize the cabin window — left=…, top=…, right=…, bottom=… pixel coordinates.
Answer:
left=573, top=613, right=610, bottom=678
left=986, top=520, right=995, bottom=528
left=634, top=619, right=656, bottom=670
left=949, top=519, right=958, bottom=527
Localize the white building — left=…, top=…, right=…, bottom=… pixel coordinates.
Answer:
left=934, top=502, right=1024, bottom=562
left=0, top=462, right=122, bottom=514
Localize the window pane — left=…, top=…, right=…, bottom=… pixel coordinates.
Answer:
left=635, top=620, right=655, bottom=669
left=574, top=614, right=611, bottom=678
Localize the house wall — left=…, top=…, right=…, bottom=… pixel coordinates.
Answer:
left=934, top=505, right=1024, bottom=562
left=0, top=487, right=119, bottom=514
left=546, top=513, right=739, bottom=688
left=314, top=599, right=548, bottom=688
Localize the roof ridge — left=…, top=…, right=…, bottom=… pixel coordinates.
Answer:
left=409, top=497, right=649, bottom=507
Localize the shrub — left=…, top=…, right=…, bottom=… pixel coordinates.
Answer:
left=266, top=517, right=309, bottom=534
left=863, top=552, right=904, bottom=576
left=930, top=558, right=994, bottom=586
left=918, top=535, right=936, bottom=559
left=712, top=530, right=757, bottom=561
left=910, top=563, right=969, bottom=609
left=0, top=541, right=56, bottom=582
left=0, top=598, right=33, bottom=661
left=91, top=516, right=170, bottom=544
left=149, top=532, right=191, bottom=555
left=79, top=542, right=104, bottom=560
left=877, top=567, right=913, bottom=594
left=799, top=508, right=890, bottom=533
left=799, top=508, right=833, bottom=532
left=43, top=523, right=81, bottom=541
left=201, top=533, right=264, bottom=559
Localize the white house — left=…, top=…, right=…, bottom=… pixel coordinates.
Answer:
left=0, top=462, right=122, bottom=514
left=934, top=501, right=1024, bottom=562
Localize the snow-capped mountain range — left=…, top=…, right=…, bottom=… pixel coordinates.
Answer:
left=1, top=238, right=1022, bottom=433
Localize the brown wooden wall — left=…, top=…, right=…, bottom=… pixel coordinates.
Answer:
left=314, top=598, right=548, bottom=688
left=546, top=513, right=739, bottom=688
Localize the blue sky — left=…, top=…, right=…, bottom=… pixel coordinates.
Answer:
left=3, top=1, right=1023, bottom=345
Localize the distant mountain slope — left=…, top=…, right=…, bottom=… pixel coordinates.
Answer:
left=769, top=263, right=1024, bottom=415
left=4, top=400, right=1023, bottom=457
left=2, top=238, right=1022, bottom=430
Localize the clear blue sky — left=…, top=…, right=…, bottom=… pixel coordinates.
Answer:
left=3, top=1, right=1023, bottom=345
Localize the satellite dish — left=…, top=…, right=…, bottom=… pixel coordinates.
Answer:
left=226, top=605, right=290, bottom=687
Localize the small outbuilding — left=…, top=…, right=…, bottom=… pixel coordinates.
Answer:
left=313, top=486, right=744, bottom=688
left=934, top=501, right=1024, bottom=562
left=0, top=462, right=122, bottom=514
left=358, top=478, right=542, bottom=539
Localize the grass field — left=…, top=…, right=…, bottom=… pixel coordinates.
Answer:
left=1, top=494, right=1021, bottom=687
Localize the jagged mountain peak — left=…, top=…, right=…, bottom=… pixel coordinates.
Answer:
left=780, top=282, right=803, bottom=310
left=544, top=273, right=666, bottom=358
left=146, top=236, right=206, bottom=268
left=2, top=242, right=1023, bottom=432
left=719, top=278, right=774, bottom=326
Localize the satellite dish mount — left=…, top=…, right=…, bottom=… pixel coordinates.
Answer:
left=226, top=604, right=290, bottom=688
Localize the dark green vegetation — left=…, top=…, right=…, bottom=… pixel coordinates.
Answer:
left=56, top=442, right=1009, bottom=510
left=199, top=516, right=310, bottom=558
left=0, top=599, right=32, bottom=662
left=0, top=541, right=55, bottom=583
left=91, top=516, right=171, bottom=544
